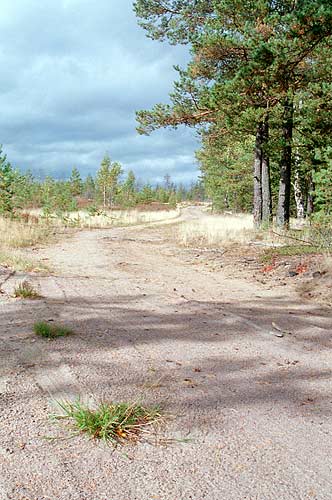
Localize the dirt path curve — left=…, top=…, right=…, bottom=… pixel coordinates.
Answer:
left=1, top=207, right=332, bottom=500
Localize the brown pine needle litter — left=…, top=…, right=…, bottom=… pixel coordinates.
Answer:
left=54, top=400, right=164, bottom=446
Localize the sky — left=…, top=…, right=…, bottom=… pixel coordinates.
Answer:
left=0, top=0, right=199, bottom=184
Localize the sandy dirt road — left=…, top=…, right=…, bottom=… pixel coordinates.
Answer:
left=1, top=208, right=332, bottom=500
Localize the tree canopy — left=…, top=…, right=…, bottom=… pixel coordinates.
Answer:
left=134, top=0, right=332, bottom=226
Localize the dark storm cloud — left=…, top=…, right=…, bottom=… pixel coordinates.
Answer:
left=0, top=0, right=199, bottom=183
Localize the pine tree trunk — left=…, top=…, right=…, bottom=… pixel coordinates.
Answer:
left=293, top=168, right=305, bottom=219
left=261, top=115, right=272, bottom=225
left=276, top=97, right=293, bottom=228
left=253, top=117, right=271, bottom=227
left=103, top=185, right=106, bottom=208
left=253, top=122, right=263, bottom=228
left=293, top=99, right=305, bottom=220
left=307, top=176, right=315, bottom=216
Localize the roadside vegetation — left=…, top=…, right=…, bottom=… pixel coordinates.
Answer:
left=178, top=214, right=254, bottom=247
left=54, top=400, right=163, bottom=446
left=0, top=215, right=52, bottom=272
left=24, top=207, right=181, bottom=229
left=177, top=212, right=326, bottom=257
left=0, top=250, right=47, bottom=273
left=0, top=216, right=51, bottom=248
left=261, top=245, right=320, bottom=264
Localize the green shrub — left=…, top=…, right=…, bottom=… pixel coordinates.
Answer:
left=310, top=214, right=332, bottom=251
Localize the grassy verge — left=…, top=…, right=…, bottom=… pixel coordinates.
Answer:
left=0, top=250, right=49, bottom=273
left=25, top=208, right=180, bottom=229
left=261, top=245, right=320, bottom=264
left=54, top=400, right=162, bottom=445
left=0, top=216, right=52, bottom=273
left=0, top=217, right=52, bottom=248
left=177, top=213, right=254, bottom=247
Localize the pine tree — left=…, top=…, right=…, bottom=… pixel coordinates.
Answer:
left=83, top=174, right=96, bottom=199
left=198, top=136, right=253, bottom=212
left=134, top=0, right=332, bottom=227
left=139, top=183, right=154, bottom=204
left=96, top=154, right=111, bottom=208
left=108, top=162, right=123, bottom=207
left=12, top=170, right=36, bottom=209
left=312, top=147, right=332, bottom=215
left=96, top=155, right=123, bottom=208
left=0, top=148, right=14, bottom=214
left=69, top=167, right=83, bottom=197
left=120, top=170, right=137, bottom=207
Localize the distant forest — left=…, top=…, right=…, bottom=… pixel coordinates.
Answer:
left=0, top=150, right=205, bottom=215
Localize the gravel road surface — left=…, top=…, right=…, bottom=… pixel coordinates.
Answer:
left=1, top=209, right=332, bottom=500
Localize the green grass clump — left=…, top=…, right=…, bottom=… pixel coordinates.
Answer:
left=56, top=400, right=162, bottom=445
left=261, top=245, right=319, bottom=264
left=13, top=280, right=40, bottom=299
left=34, top=321, right=72, bottom=339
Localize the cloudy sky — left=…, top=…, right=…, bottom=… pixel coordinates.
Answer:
left=0, top=0, right=199, bottom=184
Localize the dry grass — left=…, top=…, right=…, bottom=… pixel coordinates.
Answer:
left=0, top=217, right=51, bottom=248
left=13, top=280, right=40, bottom=299
left=177, top=213, right=317, bottom=250
left=84, top=208, right=180, bottom=227
left=178, top=213, right=254, bottom=247
left=0, top=217, right=52, bottom=272
left=27, top=208, right=180, bottom=228
left=0, top=250, right=49, bottom=272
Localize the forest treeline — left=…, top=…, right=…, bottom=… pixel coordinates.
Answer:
left=134, top=0, right=332, bottom=228
left=0, top=150, right=204, bottom=215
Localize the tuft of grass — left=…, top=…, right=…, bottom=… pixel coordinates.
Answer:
left=55, top=399, right=162, bottom=445
left=13, top=280, right=40, bottom=299
left=261, top=245, right=320, bottom=264
left=34, top=321, right=72, bottom=339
